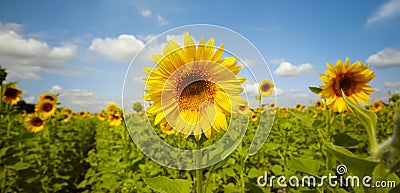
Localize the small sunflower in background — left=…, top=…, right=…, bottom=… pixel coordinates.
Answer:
left=371, top=99, right=385, bottom=112
left=254, top=107, right=266, bottom=113
left=315, top=99, right=326, bottom=111
left=78, top=110, right=86, bottom=117
left=319, top=58, right=375, bottom=113
left=60, top=108, right=72, bottom=122
left=159, top=119, right=177, bottom=135
left=250, top=111, right=258, bottom=122
left=295, top=104, right=304, bottom=111
left=35, top=100, right=57, bottom=118
left=106, top=103, right=120, bottom=114
left=258, top=80, right=274, bottom=97
left=39, top=93, right=58, bottom=103
left=25, top=113, right=45, bottom=133
left=98, top=110, right=107, bottom=121
left=238, top=103, right=250, bottom=115
left=108, top=112, right=122, bottom=127
left=2, top=85, right=22, bottom=105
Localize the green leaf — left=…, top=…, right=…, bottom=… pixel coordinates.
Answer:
left=326, top=143, right=379, bottom=177
left=342, top=91, right=378, bottom=154
left=0, top=147, right=10, bottom=158
left=309, top=87, right=322, bottom=95
left=247, top=168, right=265, bottom=178
left=7, top=161, right=30, bottom=171
left=332, top=133, right=360, bottom=148
left=287, top=158, right=321, bottom=177
left=289, top=111, right=315, bottom=128
left=144, top=176, right=192, bottom=193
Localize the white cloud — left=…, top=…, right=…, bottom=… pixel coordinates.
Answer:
left=274, top=62, right=314, bottom=76
left=0, top=23, right=77, bottom=80
left=50, top=85, right=119, bottom=112
left=89, top=34, right=145, bottom=63
left=290, top=88, right=302, bottom=92
left=141, top=9, right=152, bottom=17
left=24, top=96, right=35, bottom=104
left=366, top=48, right=400, bottom=68
left=384, top=81, right=400, bottom=87
left=270, top=58, right=286, bottom=65
left=367, top=0, right=400, bottom=25
left=156, top=15, right=168, bottom=26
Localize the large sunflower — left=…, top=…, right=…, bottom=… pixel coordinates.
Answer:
left=2, top=85, right=22, bottom=105
left=35, top=100, right=57, bottom=118
left=143, top=32, right=246, bottom=140
left=319, top=58, right=375, bottom=112
left=25, top=113, right=45, bottom=133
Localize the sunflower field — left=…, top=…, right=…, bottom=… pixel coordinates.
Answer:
left=1, top=36, right=400, bottom=193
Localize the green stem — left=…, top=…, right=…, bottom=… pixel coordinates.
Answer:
left=195, top=140, right=203, bottom=193
left=2, top=167, right=6, bottom=193
left=241, top=155, right=249, bottom=193
left=257, top=94, right=261, bottom=109
left=0, top=84, right=2, bottom=111
left=325, top=108, right=332, bottom=172
left=123, top=124, right=129, bottom=177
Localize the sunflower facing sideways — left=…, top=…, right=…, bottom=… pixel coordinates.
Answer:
left=319, top=58, right=375, bottom=113
left=143, top=32, right=247, bottom=140
left=25, top=113, right=45, bottom=133
left=39, top=93, right=58, bottom=103
left=371, top=99, right=385, bottom=112
left=2, top=85, right=23, bottom=105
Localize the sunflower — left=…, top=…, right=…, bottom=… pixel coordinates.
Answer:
left=35, top=100, right=57, bottom=118
left=238, top=103, right=250, bottom=115
left=254, top=107, right=266, bottom=113
left=312, top=110, right=318, bottom=118
left=98, top=110, right=107, bottom=121
left=61, top=112, right=72, bottom=122
left=259, top=80, right=274, bottom=97
left=106, top=103, right=120, bottom=114
left=2, top=85, right=22, bottom=105
left=78, top=110, right=86, bottom=117
left=25, top=113, right=45, bottom=133
left=108, top=112, right=122, bottom=126
left=143, top=32, right=246, bottom=140
left=39, top=93, right=58, bottom=103
left=315, top=99, right=326, bottom=111
left=59, top=108, right=72, bottom=122
left=295, top=104, right=304, bottom=110
left=250, top=111, right=258, bottom=122
left=270, top=103, right=276, bottom=109
left=371, top=99, right=384, bottom=112
left=319, top=58, right=375, bottom=113
left=159, top=119, right=177, bottom=135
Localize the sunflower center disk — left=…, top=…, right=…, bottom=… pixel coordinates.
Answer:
left=43, top=103, right=53, bottom=112
left=178, top=79, right=215, bottom=111
left=32, top=118, right=43, bottom=127
left=5, top=88, right=18, bottom=98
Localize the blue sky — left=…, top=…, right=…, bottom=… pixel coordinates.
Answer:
left=0, top=0, right=400, bottom=112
